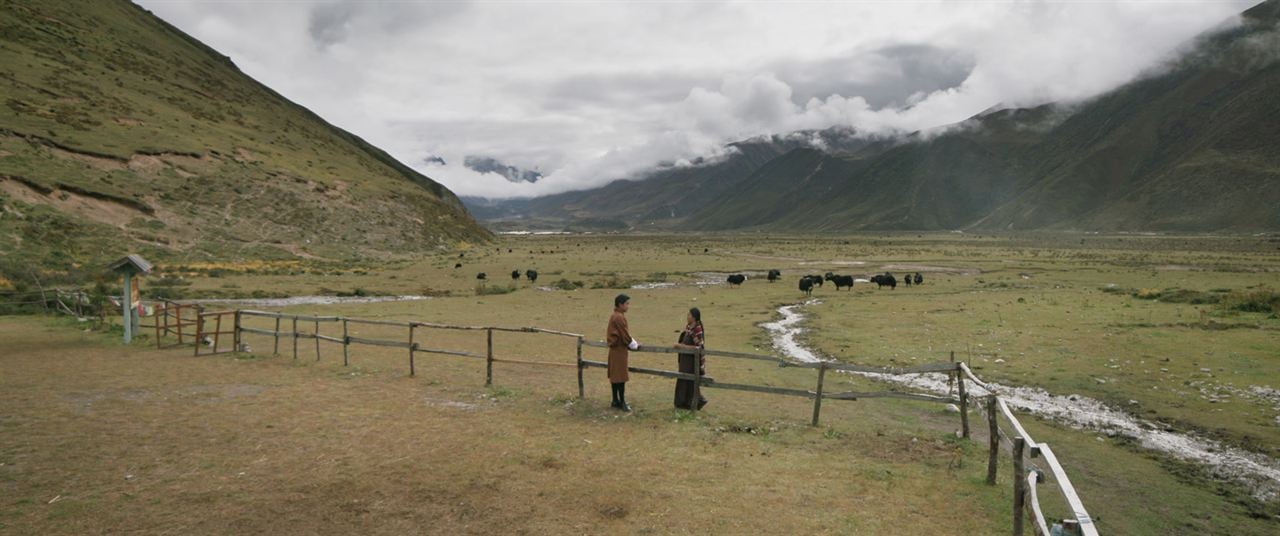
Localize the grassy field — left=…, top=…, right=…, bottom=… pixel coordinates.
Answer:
left=3, top=232, right=1278, bottom=534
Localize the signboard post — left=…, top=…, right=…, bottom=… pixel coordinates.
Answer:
left=107, top=255, right=153, bottom=344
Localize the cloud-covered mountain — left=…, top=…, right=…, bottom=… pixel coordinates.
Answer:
left=467, top=0, right=1280, bottom=233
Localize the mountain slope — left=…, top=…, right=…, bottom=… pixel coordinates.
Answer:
left=0, top=0, right=488, bottom=271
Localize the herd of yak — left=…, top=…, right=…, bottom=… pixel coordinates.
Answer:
left=728, top=270, right=924, bottom=296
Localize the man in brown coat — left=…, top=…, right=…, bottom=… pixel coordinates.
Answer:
left=607, top=294, right=639, bottom=411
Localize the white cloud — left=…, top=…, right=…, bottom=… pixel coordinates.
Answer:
left=138, top=0, right=1256, bottom=199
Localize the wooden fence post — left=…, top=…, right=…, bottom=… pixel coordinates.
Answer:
left=576, top=336, right=585, bottom=399
left=193, top=311, right=202, bottom=357
left=341, top=318, right=349, bottom=366
left=1012, top=437, right=1026, bottom=536
left=811, top=362, right=827, bottom=426
left=958, top=363, right=970, bottom=439
left=987, top=396, right=999, bottom=485
left=409, top=324, right=416, bottom=377
left=213, top=313, right=223, bottom=353
left=314, top=320, right=321, bottom=361
left=485, top=328, right=494, bottom=386
left=273, top=317, right=281, bottom=355
left=234, top=311, right=242, bottom=352
left=292, top=317, right=298, bottom=360
left=154, top=305, right=163, bottom=348
left=176, top=304, right=184, bottom=345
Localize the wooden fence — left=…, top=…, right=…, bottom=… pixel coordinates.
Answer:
left=150, top=307, right=1097, bottom=536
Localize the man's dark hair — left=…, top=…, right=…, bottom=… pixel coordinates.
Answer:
left=614, top=294, right=630, bottom=308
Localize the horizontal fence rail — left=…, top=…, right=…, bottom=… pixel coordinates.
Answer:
left=148, top=305, right=1099, bottom=535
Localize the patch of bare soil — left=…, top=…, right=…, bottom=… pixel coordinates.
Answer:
left=49, top=145, right=127, bottom=171
left=0, top=177, right=146, bottom=227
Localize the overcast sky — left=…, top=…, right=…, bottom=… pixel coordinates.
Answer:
left=137, top=0, right=1256, bottom=199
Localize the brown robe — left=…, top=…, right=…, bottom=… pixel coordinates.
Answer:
left=606, top=309, right=631, bottom=383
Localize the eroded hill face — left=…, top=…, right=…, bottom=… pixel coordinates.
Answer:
left=0, top=0, right=489, bottom=272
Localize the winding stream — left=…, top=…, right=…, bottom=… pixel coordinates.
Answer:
left=761, top=301, right=1280, bottom=501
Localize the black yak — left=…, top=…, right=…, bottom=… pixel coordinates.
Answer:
left=767, top=269, right=781, bottom=282
left=727, top=274, right=746, bottom=286
left=825, top=274, right=855, bottom=290
left=870, top=274, right=897, bottom=289
left=914, top=272, right=923, bottom=285
left=511, top=270, right=520, bottom=281
left=799, top=277, right=815, bottom=296
left=526, top=270, right=538, bottom=283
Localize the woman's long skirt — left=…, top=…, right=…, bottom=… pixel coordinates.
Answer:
left=674, top=353, right=706, bottom=409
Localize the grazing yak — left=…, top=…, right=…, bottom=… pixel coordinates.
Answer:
left=727, top=274, right=746, bottom=287
left=806, top=274, right=824, bottom=287
left=870, top=273, right=897, bottom=289
left=825, top=274, right=855, bottom=290
left=511, top=270, right=520, bottom=281
left=903, top=274, right=912, bottom=287
left=476, top=272, right=487, bottom=281
left=526, top=270, right=538, bottom=283
left=914, top=272, right=923, bottom=285
left=767, top=269, right=781, bottom=282
left=799, top=276, right=815, bottom=296
left=454, top=263, right=462, bottom=269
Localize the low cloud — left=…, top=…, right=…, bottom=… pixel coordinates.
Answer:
left=140, top=1, right=1256, bottom=199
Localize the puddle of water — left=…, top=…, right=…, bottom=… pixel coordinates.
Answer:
left=761, top=301, right=1280, bottom=502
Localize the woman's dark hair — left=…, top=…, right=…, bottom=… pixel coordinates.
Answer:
left=614, top=294, right=630, bottom=308
left=688, top=307, right=701, bottom=325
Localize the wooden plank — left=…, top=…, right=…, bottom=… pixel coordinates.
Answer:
left=960, top=362, right=999, bottom=393
left=1013, top=438, right=1027, bottom=536
left=1026, top=472, right=1052, bottom=536
left=823, top=391, right=956, bottom=403
left=576, top=337, right=585, bottom=399
left=485, top=328, right=493, bottom=386
left=997, top=398, right=1041, bottom=456
left=292, top=317, right=298, bottom=360
left=347, top=335, right=414, bottom=349
left=811, top=363, right=826, bottom=426
left=958, top=364, right=971, bottom=439
left=314, top=320, right=321, bottom=362
left=273, top=317, right=281, bottom=355
left=699, top=380, right=814, bottom=399
left=314, top=334, right=344, bottom=344
left=239, top=309, right=286, bottom=318
left=790, top=361, right=957, bottom=375
left=490, top=358, right=577, bottom=368
left=341, top=319, right=349, bottom=366
left=525, top=327, right=583, bottom=338
left=408, top=324, right=416, bottom=377
left=415, top=347, right=485, bottom=359
left=346, top=317, right=412, bottom=327
left=987, top=396, right=999, bottom=485
left=411, top=321, right=487, bottom=331
left=580, top=360, right=706, bottom=382
left=1037, top=445, right=1099, bottom=536
left=699, top=348, right=780, bottom=362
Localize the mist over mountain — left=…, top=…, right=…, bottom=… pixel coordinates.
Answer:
left=462, top=156, right=542, bottom=184
left=467, top=0, right=1280, bottom=233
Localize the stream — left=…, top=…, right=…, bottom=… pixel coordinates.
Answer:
left=760, top=301, right=1280, bottom=502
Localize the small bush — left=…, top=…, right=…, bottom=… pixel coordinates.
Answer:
left=476, top=284, right=516, bottom=296
left=551, top=278, right=583, bottom=291
left=1219, top=288, right=1279, bottom=314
